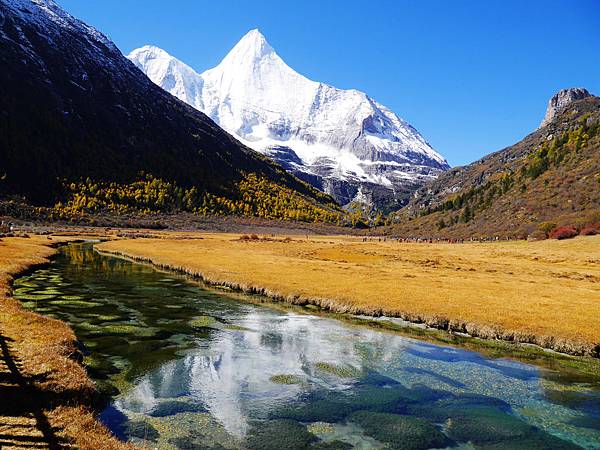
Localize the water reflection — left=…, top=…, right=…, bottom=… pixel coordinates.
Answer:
left=13, top=245, right=600, bottom=449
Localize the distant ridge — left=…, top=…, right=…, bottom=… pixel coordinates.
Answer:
left=388, top=89, right=600, bottom=238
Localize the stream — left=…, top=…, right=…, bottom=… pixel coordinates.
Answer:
left=13, top=244, right=600, bottom=449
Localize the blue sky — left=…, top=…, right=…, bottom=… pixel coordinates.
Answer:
left=58, top=0, right=599, bottom=167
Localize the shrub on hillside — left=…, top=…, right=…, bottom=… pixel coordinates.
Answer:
left=580, top=226, right=599, bottom=236
left=537, top=221, right=557, bottom=236
left=527, top=230, right=547, bottom=241
left=549, top=226, right=578, bottom=240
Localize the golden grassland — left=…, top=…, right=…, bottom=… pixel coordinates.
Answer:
left=98, top=233, right=600, bottom=357
left=0, top=235, right=133, bottom=450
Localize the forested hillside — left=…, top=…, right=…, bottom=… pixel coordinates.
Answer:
left=387, top=95, right=600, bottom=238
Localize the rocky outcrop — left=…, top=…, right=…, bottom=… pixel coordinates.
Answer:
left=540, top=87, right=592, bottom=127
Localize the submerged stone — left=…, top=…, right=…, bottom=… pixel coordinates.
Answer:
left=444, top=407, right=533, bottom=445
left=150, top=399, right=207, bottom=417
left=147, top=412, right=238, bottom=449
left=476, top=432, right=583, bottom=450
left=245, top=420, right=317, bottom=450
left=127, top=420, right=160, bottom=442
left=273, top=399, right=356, bottom=423
left=348, top=384, right=415, bottom=414
left=348, top=411, right=450, bottom=450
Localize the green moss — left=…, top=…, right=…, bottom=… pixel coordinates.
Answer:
left=100, top=324, right=159, bottom=337
left=13, top=287, right=33, bottom=294
left=13, top=281, right=39, bottom=289
left=49, top=299, right=102, bottom=308
left=39, top=289, right=63, bottom=295
left=96, top=315, right=121, bottom=322
left=19, top=302, right=39, bottom=309
left=270, top=374, right=304, bottom=385
left=315, top=362, right=361, bottom=378
left=189, top=316, right=221, bottom=329
left=15, top=294, right=57, bottom=301
left=307, top=422, right=334, bottom=434
left=348, top=411, right=450, bottom=450
left=59, top=295, right=84, bottom=301
left=224, top=324, right=254, bottom=332
left=245, top=420, right=317, bottom=450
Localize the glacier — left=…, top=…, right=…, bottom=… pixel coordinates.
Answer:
left=129, top=29, right=449, bottom=210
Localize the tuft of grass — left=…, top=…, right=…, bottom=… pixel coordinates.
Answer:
left=189, top=315, right=221, bottom=329
left=14, top=293, right=57, bottom=301
left=307, top=422, right=334, bottom=434
left=314, top=362, right=361, bottom=378
left=270, top=374, right=304, bottom=384
left=224, top=324, right=254, bottom=332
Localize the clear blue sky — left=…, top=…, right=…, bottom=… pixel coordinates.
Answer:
left=57, top=0, right=599, bottom=167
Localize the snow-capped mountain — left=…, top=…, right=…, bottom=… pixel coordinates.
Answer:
left=129, top=29, right=449, bottom=210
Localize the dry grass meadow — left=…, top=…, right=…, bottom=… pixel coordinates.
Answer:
left=0, top=235, right=133, bottom=450
left=98, top=233, right=600, bottom=356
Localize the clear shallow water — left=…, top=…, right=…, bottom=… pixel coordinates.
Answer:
left=13, top=244, right=600, bottom=449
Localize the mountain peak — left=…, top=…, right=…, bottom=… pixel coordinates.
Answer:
left=540, top=87, right=592, bottom=128
left=128, top=45, right=172, bottom=61
left=129, top=29, right=449, bottom=210
left=219, top=28, right=276, bottom=66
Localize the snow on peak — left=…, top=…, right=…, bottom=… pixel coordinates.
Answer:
left=129, top=29, right=449, bottom=208
left=222, top=28, right=274, bottom=62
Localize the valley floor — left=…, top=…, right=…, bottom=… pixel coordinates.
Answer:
left=98, top=233, right=600, bottom=357
left=2, top=229, right=599, bottom=448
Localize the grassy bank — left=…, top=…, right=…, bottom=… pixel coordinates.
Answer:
left=0, top=235, right=132, bottom=449
left=97, top=233, right=600, bottom=358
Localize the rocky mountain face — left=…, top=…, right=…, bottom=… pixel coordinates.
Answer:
left=388, top=91, right=600, bottom=238
left=0, top=0, right=329, bottom=208
left=129, top=30, right=449, bottom=211
left=540, top=87, right=592, bottom=128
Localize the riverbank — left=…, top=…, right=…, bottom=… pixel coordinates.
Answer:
left=0, top=235, right=132, bottom=449
left=97, top=233, right=600, bottom=358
